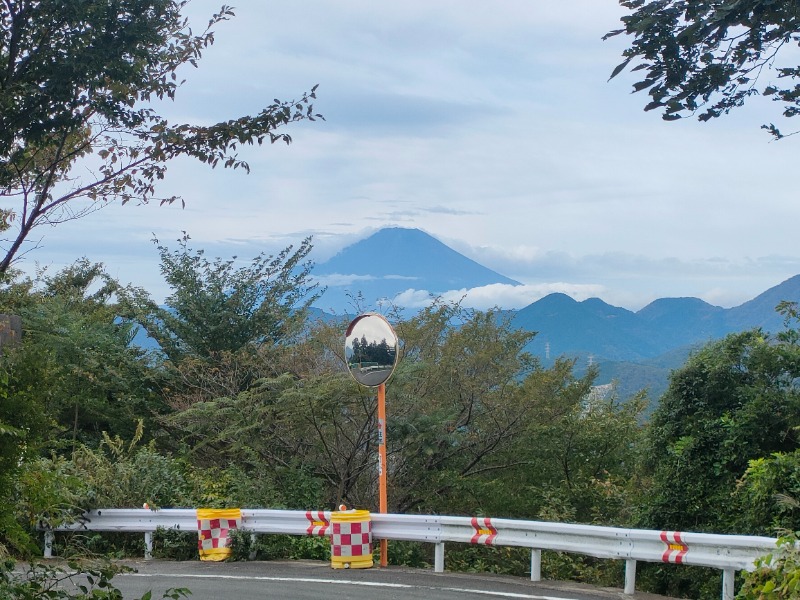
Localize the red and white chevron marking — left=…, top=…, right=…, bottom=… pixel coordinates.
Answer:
left=660, top=530, right=689, bottom=563
left=305, top=511, right=330, bottom=536
left=470, top=517, right=498, bottom=545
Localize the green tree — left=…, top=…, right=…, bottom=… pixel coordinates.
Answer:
left=1, top=260, right=164, bottom=450
left=639, top=329, right=800, bottom=533
left=377, top=302, right=642, bottom=520
left=733, top=302, right=800, bottom=534
left=606, top=0, right=800, bottom=138
left=0, top=261, right=164, bottom=553
left=0, top=0, right=320, bottom=272
left=386, top=303, right=538, bottom=513
left=0, top=363, right=47, bottom=555
left=507, top=382, right=646, bottom=525
left=160, top=312, right=372, bottom=509
left=737, top=532, right=800, bottom=600
left=149, top=299, right=646, bottom=521
left=124, top=235, right=320, bottom=365
left=117, top=235, right=323, bottom=443
left=735, top=450, right=800, bottom=534
left=163, top=372, right=331, bottom=508
left=163, top=303, right=544, bottom=511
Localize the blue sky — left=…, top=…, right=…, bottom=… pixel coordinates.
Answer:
left=11, top=0, right=800, bottom=311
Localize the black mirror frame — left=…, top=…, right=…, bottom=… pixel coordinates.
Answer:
left=345, top=312, right=399, bottom=387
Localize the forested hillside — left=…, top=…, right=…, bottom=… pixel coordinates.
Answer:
left=3, top=242, right=800, bottom=599
left=515, top=275, right=800, bottom=363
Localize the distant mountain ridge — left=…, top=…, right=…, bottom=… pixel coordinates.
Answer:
left=311, top=227, right=800, bottom=402
left=514, top=276, right=800, bottom=403
left=313, top=229, right=800, bottom=357
left=516, top=276, right=800, bottom=364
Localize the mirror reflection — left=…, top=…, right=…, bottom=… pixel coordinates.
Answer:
left=345, top=313, right=399, bottom=387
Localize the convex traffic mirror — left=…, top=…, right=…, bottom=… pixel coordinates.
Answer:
left=345, top=312, right=399, bottom=387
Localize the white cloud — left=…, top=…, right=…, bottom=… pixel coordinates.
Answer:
left=313, top=273, right=376, bottom=287
left=394, top=282, right=606, bottom=311
left=6, top=1, right=799, bottom=315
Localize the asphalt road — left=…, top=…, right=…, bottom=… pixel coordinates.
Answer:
left=100, top=559, right=681, bottom=600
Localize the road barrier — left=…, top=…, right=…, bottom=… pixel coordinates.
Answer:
left=43, top=509, right=777, bottom=600
left=196, top=508, right=241, bottom=562
left=330, top=509, right=373, bottom=569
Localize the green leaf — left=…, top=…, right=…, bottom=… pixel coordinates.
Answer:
left=632, top=78, right=656, bottom=92
left=609, top=57, right=633, bottom=81
left=602, top=28, right=625, bottom=40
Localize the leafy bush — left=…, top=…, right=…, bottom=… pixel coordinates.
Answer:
left=635, top=563, right=724, bottom=600
left=15, top=455, right=88, bottom=532
left=735, top=453, right=800, bottom=535
left=52, top=532, right=143, bottom=561
left=441, top=543, right=623, bottom=587
left=8, top=424, right=199, bottom=560
left=234, top=533, right=330, bottom=562
left=228, top=529, right=254, bottom=562
left=70, top=425, right=193, bottom=509
left=441, top=544, right=530, bottom=577
left=151, top=528, right=198, bottom=562
left=0, top=559, right=190, bottom=599
left=386, top=541, right=430, bottom=569
left=737, top=532, right=800, bottom=599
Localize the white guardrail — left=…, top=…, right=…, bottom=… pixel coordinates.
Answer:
left=42, top=509, right=778, bottom=600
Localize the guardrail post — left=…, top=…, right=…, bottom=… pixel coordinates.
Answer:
left=144, top=532, right=153, bottom=560
left=624, top=559, right=636, bottom=594
left=44, top=531, right=53, bottom=558
left=722, top=568, right=735, bottom=600
left=250, top=533, right=257, bottom=560
left=530, top=549, right=541, bottom=581
left=434, top=542, right=445, bottom=573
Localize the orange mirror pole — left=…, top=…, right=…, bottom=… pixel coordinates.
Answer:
left=344, top=313, right=397, bottom=569
left=378, top=382, right=388, bottom=567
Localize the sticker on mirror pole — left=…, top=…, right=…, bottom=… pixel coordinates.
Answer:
left=377, top=453, right=383, bottom=476
left=377, top=419, right=384, bottom=445
left=470, top=517, right=498, bottom=545
left=660, top=531, right=688, bottom=563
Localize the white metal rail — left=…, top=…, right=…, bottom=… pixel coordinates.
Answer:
left=43, top=509, right=777, bottom=600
